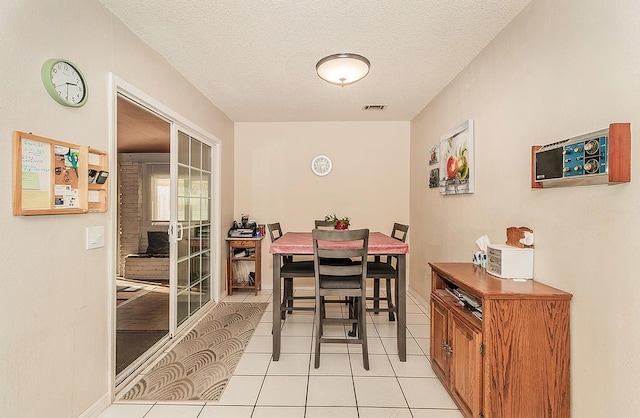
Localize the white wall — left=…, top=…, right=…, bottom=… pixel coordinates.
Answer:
left=409, top=0, right=640, bottom=416
left=235, top=121, right=410, bottom=288
left=0, top=1, right=233, bottom=417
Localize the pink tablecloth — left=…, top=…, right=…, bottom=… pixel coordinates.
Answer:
left=269, top=232, right=408, bottom=255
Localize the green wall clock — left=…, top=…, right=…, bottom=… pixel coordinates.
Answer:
left=41, top=58, right=88, bottom=107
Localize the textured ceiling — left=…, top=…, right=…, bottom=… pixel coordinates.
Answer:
left=99, top=0, right=530, bottom=122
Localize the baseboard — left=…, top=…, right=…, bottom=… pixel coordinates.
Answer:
left=408, top=287, right=430, bottom=312
left=77, top=392, right=111, bottom=418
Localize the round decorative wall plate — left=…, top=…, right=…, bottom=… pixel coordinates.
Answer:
left=311, top=155, right=332, bottom=176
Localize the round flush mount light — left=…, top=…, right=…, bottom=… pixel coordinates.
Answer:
left=316, top=53, right=370, bottom=86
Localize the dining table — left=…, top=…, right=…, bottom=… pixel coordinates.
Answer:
left=270, top=231, right=410, bottom=361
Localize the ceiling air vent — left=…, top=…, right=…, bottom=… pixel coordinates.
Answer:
left=362, top=104, right=387, bottom=111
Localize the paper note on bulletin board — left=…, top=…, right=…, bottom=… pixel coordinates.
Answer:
left=53, top=145, right=80, bottom=209
left=13, top=131, right=88, bottom=215
left=21, top=138, right=51, bottom=209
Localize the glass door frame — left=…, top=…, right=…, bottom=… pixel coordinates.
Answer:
left=169, top=125, right=219, bottom=334
left=110, top=75, right=222, bottom=391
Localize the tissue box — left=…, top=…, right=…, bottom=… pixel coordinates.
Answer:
left=486, top=244, right=534, bottom=279
left=472, top=251, right=487, bottom=268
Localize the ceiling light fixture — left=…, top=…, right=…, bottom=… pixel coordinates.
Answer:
left=316, top=53, right=370, bottom=87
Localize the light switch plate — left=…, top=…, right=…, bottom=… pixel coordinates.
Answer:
left=86, top=226, right=105, bottom=250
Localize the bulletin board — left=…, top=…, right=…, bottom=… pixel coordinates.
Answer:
left=13, top=131, right=88, bottom=215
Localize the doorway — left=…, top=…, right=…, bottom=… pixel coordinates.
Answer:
left=115, top=96, right=171, bottom=377
left=111, top=80, right=221, bottom=388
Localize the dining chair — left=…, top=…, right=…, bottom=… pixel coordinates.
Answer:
left=314, top=220, right=353, bottom=265
left=313, top=228, right=370, bottom=370
left=267, top=222, right=315, bottom=319
left=314, top=219, right=334, bottom=229
left=366, top=222, right=409, bottom=321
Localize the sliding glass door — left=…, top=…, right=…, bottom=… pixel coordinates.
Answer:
left=172, top=129, right=213, bottom=328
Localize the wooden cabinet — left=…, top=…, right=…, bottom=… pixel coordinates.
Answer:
left=429, top=262, right=572, bottom=418
left=226, top=237, right=263, bottom=295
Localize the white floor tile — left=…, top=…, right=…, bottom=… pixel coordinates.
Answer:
left=143, top=404, right=204, bottom=418
left=245, top=335, right=273, bottom=353
left=306, top=406, right=359, bottom=418
left=310, top=352, right=353, bottom=375
left=256, top=375, right=308, bottom=406
left=267, top=353, right=311, bottom=375
left=252, top=406, right=306, bottom=418
left=389, top=354, right=436, bottom=378
left=415, top=338, right=430, bottom=355
left=374, top=323, right=398, bottom=338
left=216, top=375, right=264, bottom=406
left=348, top=335, right=386, bottom=355
left=307, top=375, right=357, bottom=407
left=405, top=304, right=425, bottom=314
left=398, top=377, right=457, bottom=409
left=233, top=352, right=272, bottom=375
left=254, top=322, right=274, bottom=335
left=282, top=312, right=315, bottom=323
left=358, top=407, right=414, bottom=418
left=96, top=403, right=153, bottom=418
left=311, top=337, right=349, bottom=354
left=281, top=321, right=314, bottom=336
left=406, top=313, right=430, bottom=325
left=349, top=353, right=395, bottom=377
left=410, top=408, right=464, bottom=418
left=281, top=336, right=313, bottom=353
left=407, top=324, right=430, bottom=339
left=353, top=376, right=408, bottom=408
left=380, top=336, right=424, bottom=356
left=198, top=405, right=253, bottom=418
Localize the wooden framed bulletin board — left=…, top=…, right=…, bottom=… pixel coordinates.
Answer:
left=13, top=131, right=89, bottom=215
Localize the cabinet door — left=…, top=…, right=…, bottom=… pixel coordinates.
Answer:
left=430, top=297, right=449, bottom=381
left=449, top=313, right=483, bottom=418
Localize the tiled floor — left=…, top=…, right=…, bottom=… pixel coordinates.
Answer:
left=99, top=289, right=462, bottom=418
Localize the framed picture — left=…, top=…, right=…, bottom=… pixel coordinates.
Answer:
left=429, top=144, right=439, bottom=165
left=429, top=168, right=440, bottom=188
left=439, top=119, right=474, bottom=195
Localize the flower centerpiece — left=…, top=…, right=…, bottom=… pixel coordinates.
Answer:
left=324, top=214, right=350, bottom=230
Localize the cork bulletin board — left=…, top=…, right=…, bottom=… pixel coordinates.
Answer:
left=13, top=131, right=88, bottom=215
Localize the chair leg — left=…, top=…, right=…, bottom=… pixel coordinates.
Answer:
left=285, top=278, right=294, bottom=314
left=348, top=297, right=358, bottom=337
left=314, top=294, right=322, bottom=368
left=359, top=296, right=369, bottom=370
left=373, top=278, right=381, bottom=314
left=387, top=278, right=395, bottom=321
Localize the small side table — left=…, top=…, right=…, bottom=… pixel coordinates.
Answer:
left=225, top=236, right=264, bottom=295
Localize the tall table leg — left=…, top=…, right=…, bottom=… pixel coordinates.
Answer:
left=272, top=254, right=281, bottom=361
left=396, top=254, right=406, bottom=361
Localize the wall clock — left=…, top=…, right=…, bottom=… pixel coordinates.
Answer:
left=41, top=58, right=88, bottom=107
left=311, top=155, right=332, bottom=176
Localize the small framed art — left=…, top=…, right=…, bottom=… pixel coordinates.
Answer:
left=439, top=119, right=474, bottom=195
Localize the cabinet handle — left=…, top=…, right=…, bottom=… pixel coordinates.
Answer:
left=442, top=341, right=453, bottom=358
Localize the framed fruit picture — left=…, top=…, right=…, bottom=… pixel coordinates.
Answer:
left=439, top=119, right=474, bottom=195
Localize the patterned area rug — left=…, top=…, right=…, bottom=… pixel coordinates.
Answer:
left=121, top=302, right=267, bottom=401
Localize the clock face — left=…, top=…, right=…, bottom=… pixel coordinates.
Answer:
left=41, top=59, right=88, bottom=107
left=311, top=155, right=332, bottom=176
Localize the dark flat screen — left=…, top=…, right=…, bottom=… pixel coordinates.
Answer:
left=535, top=148, right=563, bottom=180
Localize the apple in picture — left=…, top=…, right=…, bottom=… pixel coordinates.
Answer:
left=446, top=156, right=458, bottom=179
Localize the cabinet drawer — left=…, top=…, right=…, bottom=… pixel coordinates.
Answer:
left=231, top=240, right=256, bottom=248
